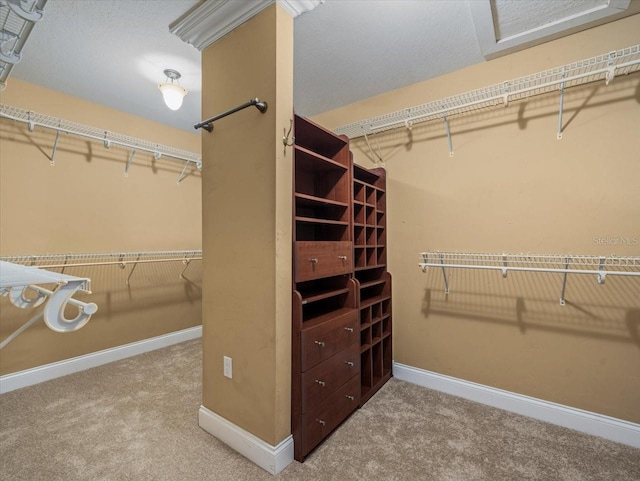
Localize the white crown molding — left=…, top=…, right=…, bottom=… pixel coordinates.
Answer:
left=393, top=362, right=640, bottom=449
left=170, top=0, right=323, bottom=51
left=470, top=0, right=635, bottom=60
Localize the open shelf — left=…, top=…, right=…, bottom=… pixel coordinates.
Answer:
left=295, top=193, right=349, bottom=208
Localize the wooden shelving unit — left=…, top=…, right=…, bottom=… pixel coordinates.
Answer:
left=352, top=164, right=393, bottom=405
left=291, top=115, right=360, bottom=462
left=291, top=116, right=394, bottom=461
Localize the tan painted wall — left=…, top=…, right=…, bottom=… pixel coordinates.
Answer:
left=200, top=4, right=292, bottom=445
left=314, top=15, right=640, bottom=423
left=0, top=80, right=202, bottom=375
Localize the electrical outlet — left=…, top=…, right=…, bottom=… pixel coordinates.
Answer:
left=223, top=356, right=232, bottom=378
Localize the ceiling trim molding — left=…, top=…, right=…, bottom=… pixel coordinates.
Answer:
left=170, top=0, right=323, bottom=51
left=470, top=0, right=633, bottom=60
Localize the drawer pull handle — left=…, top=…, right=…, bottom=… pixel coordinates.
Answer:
left=344, top=327, right=354, bottom=333
left=345, top=361, right=354, bottom=367
left=314, top=340, right=325, bottom=348
left=338, top=255, right=347, bottom=261
left=316, top=419, right=326, bottom=426
left=309, top=258, right=318, bottom=264
left=345, top=395, right=355, bottom=401
left=315, top=380, right=326, bottom=387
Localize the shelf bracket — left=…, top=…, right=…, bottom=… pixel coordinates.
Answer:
left=559, top=257, right=569, bottom=306
left=605, top=51, right=616, bottom=85
left=49, top=126, right=61, bottom=166
left=440, top=253, right=450, bottom=295
left=557, top=74, right=565, bottom=140
left=443, top=113, right=453, bottom=157
left=103, top=131, right=111, bottom=149
left=363, top=129, right=384, bottom=165
left=124, top=149, right=135, bottom=177
left=176, top=161, right=190, bottom=184
left=126, top=254, right=141, bottom=285
left=501, top=255, right=508, bottom=278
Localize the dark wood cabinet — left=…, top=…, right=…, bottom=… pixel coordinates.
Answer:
left=291, top=115, right=392, bottom=461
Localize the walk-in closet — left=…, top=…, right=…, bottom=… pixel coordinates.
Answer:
left=1, top=1, right=639, bottom=480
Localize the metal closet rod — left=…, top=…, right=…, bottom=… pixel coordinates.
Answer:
left=195, top=98, right=268, bottom=132
left=334, top=44, right=640, bottom=141
left=419, top=251, right=640, bottom=306
left=0, top=104, right=202, bottom=171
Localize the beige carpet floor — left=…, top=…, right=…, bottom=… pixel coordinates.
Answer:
left=1, top=339, right=638, bottom=480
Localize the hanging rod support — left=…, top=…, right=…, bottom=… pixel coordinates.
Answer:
left=125, top=149, right=135, bottom=177
left=559, top=257, right=569, bottom=306
left=50, top=128, right=61, bottom=165
left=194, top=98, right=268, bottom=132
left=557, top=77, right=565, bottom=140
left=443, top=114, right=453, bottom=157
left=440, top=253, right=450, bottom=294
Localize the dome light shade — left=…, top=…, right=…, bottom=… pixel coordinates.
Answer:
left=158, top=69, right=187, bottom=111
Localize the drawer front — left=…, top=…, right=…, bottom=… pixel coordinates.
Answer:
left=301, top=343, right=360, bottom=413
left=302, top=375, right=360, bottom=456
left=301, top=309, right=357, bottom=371
left=295, top=241, right=352, bottom=282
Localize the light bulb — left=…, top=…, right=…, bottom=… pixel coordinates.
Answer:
left=158, top=82, right=187, bottom=111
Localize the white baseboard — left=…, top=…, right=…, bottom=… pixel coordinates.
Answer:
left=0, top=326, right=202, bottom=394
left=393, top=362, right=640, bottom=449
left=198, top=405, right=293, bottom=475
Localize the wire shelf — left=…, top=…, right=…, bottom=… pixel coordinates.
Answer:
left=334, top=44, right=640, bottom=139
left=0, top=104, right=202, bottom=168
left=419, top=251, right=640, bottom=306
left=1, top=250, right=203, bottom=269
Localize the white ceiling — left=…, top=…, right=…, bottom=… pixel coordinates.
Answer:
left=6, top=0, right=639, bottom=133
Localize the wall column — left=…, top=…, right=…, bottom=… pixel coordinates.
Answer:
left=198, top=3, right=293, bottom=473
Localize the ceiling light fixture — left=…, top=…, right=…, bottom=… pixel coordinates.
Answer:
left=158, top=69, right=187, bottom=111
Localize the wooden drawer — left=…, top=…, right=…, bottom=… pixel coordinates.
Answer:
left=301, top=343, right=360, bottom=413
left=301, top=309, right=357, bottom=371
left=301, top=375, right=360, bottom=456
left=295, top=241, right=352, bottom=282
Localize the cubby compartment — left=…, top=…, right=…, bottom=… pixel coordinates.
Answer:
left=297, top=276, right=350, bottom=304
left=353, top=180, right=365, bottom=204
left=377, top=246, right=387, bottom=266
left=376, top=190, right=386, bottom=211
left=361, top=351, right=372, bottom=393
left=372, top=342, right=383, bottom=382
left=295, top=153, right=349, bottom=202
left=382, top=298, right=391, bottom=317
left=360, top=326, right=371, bottom=350
left=376, top=226, right=386, bottom=245
left=366, top=226, right=376, bottom=246
left=366, top=205, right=375, bottom=225
left=296, top=221, right=350, bottom=242
left=354, top=226, right=365, bottom=246
left=382, top=336, right=392, bottom=376
left=376, top=210, right=385, bottom=227
left=354, top=247, right=365, bottom=268
left=360, top=305, right=372, bottom=327
left=353, top=203, right=365, bottom=225
left=382, top=316, right=391, bottom=337
left=366, top=247, right=376, bottom=266
left=371, top=302, right=382, bottom=321
left=302, top=291, right=351, bottom=323
left=294, top=115, right=348, bottom=162
left=371, top=320, right=382, bottom=344
left=365, top=186, right=376, bottom=206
